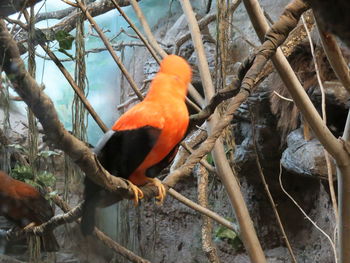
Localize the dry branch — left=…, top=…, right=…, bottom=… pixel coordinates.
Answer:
left=315, top=17, right=350, bottom=94
left=249, top=106, right=297, bottom=263
left=128, top=0, right=204, bottom=108
left=0, top=18, right=137, bottom=201
left=74, top=0, right=143, bottom=100
left=179, top=0, right=266, bottom=262
left=197, top=165, right=220, bottom=263
left=241, top=0, right=350, bottom=261
left=0, top=23, right=235, bottom=241
left=174, top=0, right=241, bottom=54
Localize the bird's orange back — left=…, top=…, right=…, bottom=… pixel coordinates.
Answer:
left=112, top=55, right=192, bottom=185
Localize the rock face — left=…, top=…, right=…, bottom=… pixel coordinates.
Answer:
left=281, top=129, right=335, bottom=179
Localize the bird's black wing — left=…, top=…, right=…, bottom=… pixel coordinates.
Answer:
left=94, top=126, right=161, bottom=178
left=81, top=126, right=161, bottom=235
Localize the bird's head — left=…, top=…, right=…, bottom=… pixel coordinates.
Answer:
left=159, top=55, right=192, bottom=86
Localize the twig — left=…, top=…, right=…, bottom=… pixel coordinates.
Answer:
left=315, top=16, right=350, bottom=94
left=181, top=142, right=215, bottom=173
left=302, top=14, right=338, bottom=222
left=196, top=165, right=221, bottom=263
left=111, top=0, right=161, bottom=64
left=249, top=105, right=297, bottom=263
left=116, top=92, right=147, bottom=110
left=175, top=0, right=242, bottom=54
left=129, top=0, right=167, bottom=58
left=278, top=163, right=337, bottom=263
left=128, top=0, right=204, bottom=108
left=41, top=44, right=109, bottom=133
left=272, top=90, right=294, bottom=102
left=5, top=14, right=108, bottom=133
left=168, top=188, right=236, bottom=232
left=179, top=0, right=266, bottom=262
left=75, top=0, right=143, bottom=100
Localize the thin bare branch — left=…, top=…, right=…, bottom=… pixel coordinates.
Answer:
left=168, top=189, right=236, bottom=232
left=249, top=105, right=297, bottom=263
left=241, top=0, right=350, bottom=261
left=302, top=14, right=338, bottom=222
left=128, top=0, right=204, bottom=108
left=175, top=0, right=241, bottom=54
left=197, top=165, right=221, bottom=263
left=315, top=17, right=350, bottom=94
left=111, top=0, right=161, bottom=64
left=42, top=44, right=109, bottom=132
left=179, top=0, right=266, bottom=262
left=75, top=0, right=143, bottom=100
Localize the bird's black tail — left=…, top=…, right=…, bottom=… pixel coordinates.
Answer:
left=81, top=198, right=97, bottom=236
left=81, top=177, right=101, bottom=236
left=41, top=230, right=59, bottom=252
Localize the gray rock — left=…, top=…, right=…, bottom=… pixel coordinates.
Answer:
left=281, top=128, right=336, bottom=179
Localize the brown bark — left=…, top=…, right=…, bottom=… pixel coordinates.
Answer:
left=0, top=0, right=41, bottom=17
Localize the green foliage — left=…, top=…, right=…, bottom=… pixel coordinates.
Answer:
left=206, top=152, right=214, bottom=166
left=11, top=165, right=56, bottom=192
left=54, top=30, right=75, bottom=50
left=54, top=30, right=75, bottom=59
left=214, top=224, right=242, bottom=250
left=37, top=150, right=60, bottom=158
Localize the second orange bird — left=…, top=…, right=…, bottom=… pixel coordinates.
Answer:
left=81, top=55, right=192, bottom=235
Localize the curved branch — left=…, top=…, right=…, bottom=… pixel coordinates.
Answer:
left=0, top=19, right=136, bottom=199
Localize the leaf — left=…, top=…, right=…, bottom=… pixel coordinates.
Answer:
left=215, top=227, right=238, bottom=240
left=36, top=171, right=56, bottom=188
left=214, top=225, right=242, bottom=250
left=11, top=165, right=34, bottom=181
left=54, top=30, right=75, bottom=50
left=8, top=143, right=27, bottom=152
left=206, top=152, right=214, bottom=165
left=37, top=150, right=60, bottom=158
left=58, top=48, right=75, bottom=60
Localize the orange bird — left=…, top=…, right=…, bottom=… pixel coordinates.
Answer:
left=81, top=55, right=192, bottom=235
left=0, top=171, right=59, bottom=252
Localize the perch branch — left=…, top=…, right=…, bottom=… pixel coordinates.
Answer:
left=241, top=0, right=350, bottom=261
left=111, top=0, right=161, bottom=64
left=315, top=16, right=350, bottom=94
left=128, top=0, right=204, bottom=108
left=174, top=0, right=241, bottom=54
left=179, top=1, right=266, bottom=262
left=0, top=18, right=140, bottom=202
left=249, top=105, right=297, bottom=263
left=74, top=0, right=143, bottom=100
left=196, top=165, right=221, bottom=263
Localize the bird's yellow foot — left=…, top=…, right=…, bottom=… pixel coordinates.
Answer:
left=128, top=181, right=144, bottom=206
left=23, top=222, right=36, bottom=230
left=146, top=178, right=166, bottom=205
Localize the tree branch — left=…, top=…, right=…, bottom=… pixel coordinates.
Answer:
left=128, top=0, right=204, bottom=108
left=0, top=18, right=138, bottom=201
left=241, top=0, right=350, bottom=261
left=179, top=1, right=266, bottom=262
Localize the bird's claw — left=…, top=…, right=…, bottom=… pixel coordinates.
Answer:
left=23, top=222, right=36, bottom=230
left=129, top=182, right=144, bottom=206
left=147, top=178, right=166, bottom=205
